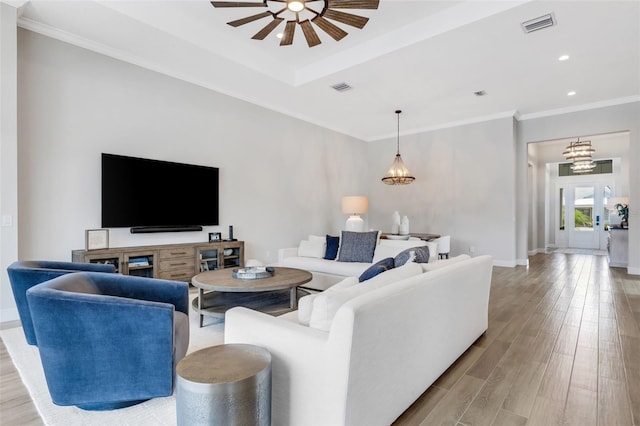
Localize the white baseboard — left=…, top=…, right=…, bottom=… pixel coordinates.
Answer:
left=627, top=267, right=640, bottom=276
left=528, top=248, right=545, bottom=256
left=493, top=259, right=517, bottom=268
left=517, top=258, right=529, bottom=266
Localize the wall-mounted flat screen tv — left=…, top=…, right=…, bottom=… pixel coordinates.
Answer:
left=101, top=153, right=219, bottom=231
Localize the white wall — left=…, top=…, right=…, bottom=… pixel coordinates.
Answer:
left=366, top=116, right=518, bottom=266
left=0, top=4, right=19, bottom=322
left=13, top=29, right=367, bottom=285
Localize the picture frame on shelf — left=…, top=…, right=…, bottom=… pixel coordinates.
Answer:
left=209, top=232, right=222, bottom=243
left=86, top=229, right=109, bottom=250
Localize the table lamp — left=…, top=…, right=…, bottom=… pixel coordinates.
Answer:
left=341, top=196, right=368, bottom=232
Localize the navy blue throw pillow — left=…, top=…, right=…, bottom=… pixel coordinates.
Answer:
left=324, top=235, right=340, bottom=260
left=359, top=257, right=395, bottom=282
left=394, top=246, right=430, bottom=267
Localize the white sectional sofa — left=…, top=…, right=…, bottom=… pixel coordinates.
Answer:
left=225, top=254, right=493, bottom=426
left=278, top=236, right=439, bottom=290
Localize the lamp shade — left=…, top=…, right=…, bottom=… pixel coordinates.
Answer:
left=341, top=196, right=368, bottom=214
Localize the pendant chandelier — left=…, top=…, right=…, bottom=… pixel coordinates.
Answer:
left=382, top=110, right=415, bottom=185
left=562, top=137, right=595, bottom=174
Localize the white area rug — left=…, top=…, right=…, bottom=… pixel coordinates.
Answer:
left=1, top=296, right=225, bottom=426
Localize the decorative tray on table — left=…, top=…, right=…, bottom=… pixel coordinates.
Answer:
left=232, top=266, right=275, bottom=280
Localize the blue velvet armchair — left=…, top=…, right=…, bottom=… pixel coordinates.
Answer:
left=26, top=271, right=190, bottom=410
left=7, top=260, right=116, bottom=345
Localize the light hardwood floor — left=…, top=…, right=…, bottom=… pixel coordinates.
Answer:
left=1, top=252, right=638, bottom=425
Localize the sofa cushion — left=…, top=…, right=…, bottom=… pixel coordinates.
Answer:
left=298, top=239, right=326, bottom=258
left=358, top=257, right=394, bottom=282
left=337, top=231, right=378, bottom=263
left=394, top=246, right=430, bottom=267
left=280, top=256, right=371, bottom=277
left=309, top=262, right=423, bottom=331
left=324, top=235, right=340, bottom=260
left=421, top=254, right=471, bottom=272
left=298, top=276, right=359, bottom=325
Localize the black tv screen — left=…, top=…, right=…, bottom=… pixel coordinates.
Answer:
left=101, top=153, right=219, bottom=229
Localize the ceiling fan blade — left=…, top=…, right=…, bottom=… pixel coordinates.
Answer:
left=211, top=1, right=266, bottom=7
left=323, top=9, right=369, bottom=29
left=280, top=21, right=296, bottom=46
left=252, top=17, right=284, bottom=40
left=327, top=0, right=379, bottom=9
left=312, top=16, right=347, bottom=41
left=300, top=20, right=321, bottom=47
left=228, top=11, right=272, bottom=27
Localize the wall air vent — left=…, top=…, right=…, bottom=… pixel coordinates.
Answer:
left=331, top=82, right=352, bottom=92
left=521, top=13, right=556, bottom=33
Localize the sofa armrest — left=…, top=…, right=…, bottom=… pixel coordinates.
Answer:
left=225, top=307, right=348, bottom=425
left=278, top=247, right=298, bottom=263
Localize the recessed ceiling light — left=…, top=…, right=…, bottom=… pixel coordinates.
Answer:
left=276, top=33, right=283, bottom=39
left=474, top=90, right=487, bottom=96
left=558, top=54, right=570, bottom=61
left=567, top=91, right=576, bottom=96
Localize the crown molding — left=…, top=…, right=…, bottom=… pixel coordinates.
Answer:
left=368, top=110, right=518, bottom=142
left=518, top=96, right=640, bottom=121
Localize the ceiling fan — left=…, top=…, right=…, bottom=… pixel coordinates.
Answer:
left=210, top=0, right=380, bottom=47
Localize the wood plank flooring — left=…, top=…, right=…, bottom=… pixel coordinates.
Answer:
left=1, top=252, right=638, bottom=425
left=395, top=252, right=639, bottom=426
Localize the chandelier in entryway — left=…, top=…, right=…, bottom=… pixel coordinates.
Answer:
left=562, top=137, right=595, bottom=173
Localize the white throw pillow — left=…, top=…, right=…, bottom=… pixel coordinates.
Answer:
left=421, top=254, right=471, bottom=272
left=298, top=277, right=359, bottom=325
left=309, top=262, right=422, bottom=331
left=298, top=239, right=326, bottom=258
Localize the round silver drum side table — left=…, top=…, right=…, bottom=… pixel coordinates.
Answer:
left=176, top=344, right=271, bottom=426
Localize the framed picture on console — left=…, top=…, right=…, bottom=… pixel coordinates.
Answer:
left=209, top=232, right=222, bottom=243
left=86, top=229, right=109, bottom=250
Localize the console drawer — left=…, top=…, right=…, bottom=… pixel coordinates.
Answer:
left=159, top=247, right=196, bottom=260
left=159, top=258, right=195, bottom=272
left=159, top=268, right=195, bottom=282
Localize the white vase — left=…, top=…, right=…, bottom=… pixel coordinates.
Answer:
left=392, top=211, right=401, bottom=234
left=400, top=216, right=410, bottom=235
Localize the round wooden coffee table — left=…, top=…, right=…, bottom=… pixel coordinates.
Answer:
left=191, top=267, right=312, bottom=327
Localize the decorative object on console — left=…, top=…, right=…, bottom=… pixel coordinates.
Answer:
left=382, top=110, right=415, bottom=185
left=210, top=0, right=380, bottom=48
left=86, top=229, right=109, bottom=250
left=392, top=210, right=401, bottom=234
left=209, top=232, right=222, bottom=242
left=341, top=196, right=368, bottom=232
left=226, top=225, right=237, bottom=241
left=337, top=230, right=378, bottom=263
left=400, top=215, right=410, bottom=235
left=614, top=201, right=629, bottom=228
left=562, top=137, right=596, bottom=173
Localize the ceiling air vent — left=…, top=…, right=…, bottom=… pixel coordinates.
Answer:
left=331, top=82, right=352, bottom=92
left=521, top=13, right=556, bottom=33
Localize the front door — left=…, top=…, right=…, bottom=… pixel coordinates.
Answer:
left=557, top=183, right=611, bottom=250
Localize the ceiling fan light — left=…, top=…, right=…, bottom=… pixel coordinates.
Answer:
left=287, top=0, right=305, bottom=12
